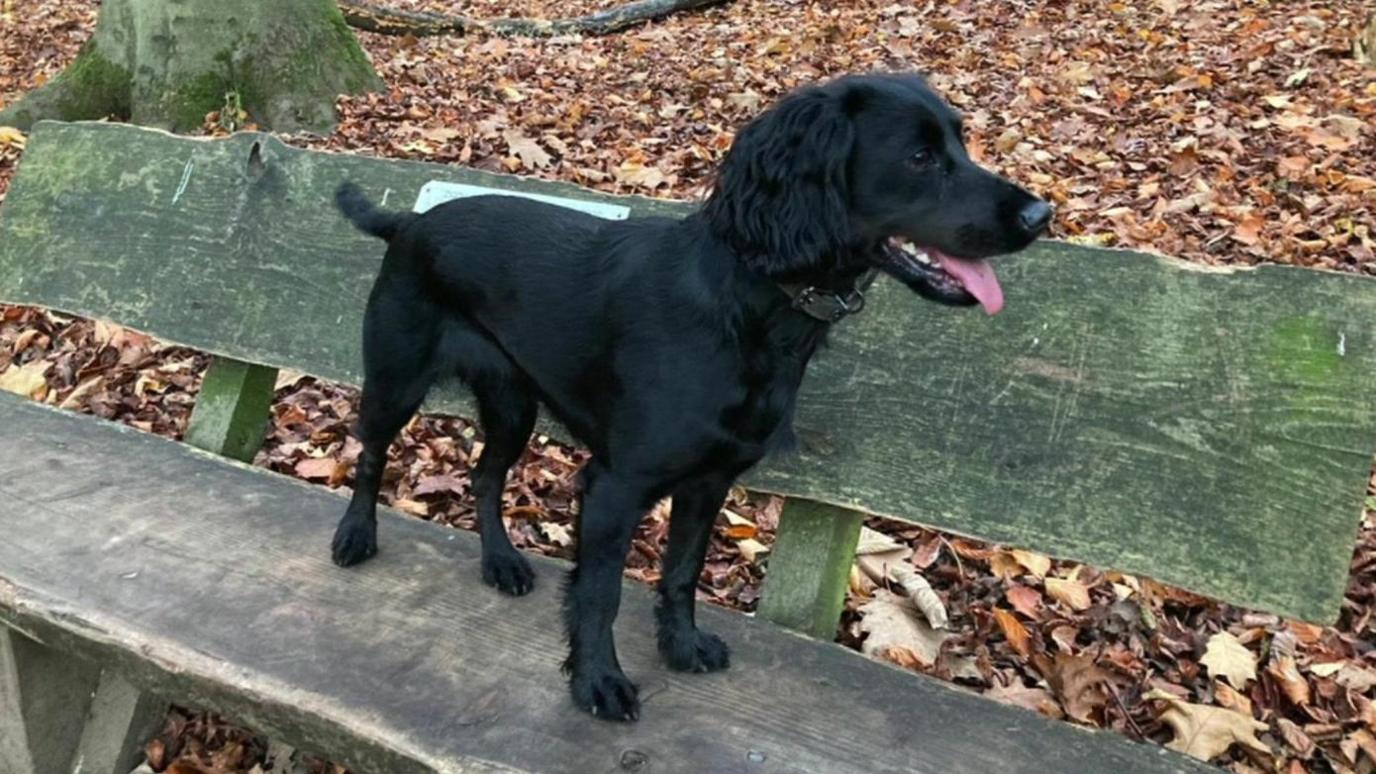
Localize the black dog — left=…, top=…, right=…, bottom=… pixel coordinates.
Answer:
left=332, top=72, right=1050, bottom=721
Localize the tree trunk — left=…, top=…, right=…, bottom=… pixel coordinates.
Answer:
left=0, top=0, right=381, bottom=133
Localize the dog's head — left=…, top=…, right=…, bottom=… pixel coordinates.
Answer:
left=704, top=73, right=1051, bottom=315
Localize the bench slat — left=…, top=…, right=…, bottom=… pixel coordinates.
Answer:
left=3, top=121, right=1375, bottom=622
left=0, top=391, right=1208, bottom=773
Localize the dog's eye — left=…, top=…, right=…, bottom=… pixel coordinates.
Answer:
left=909, top=148, right=935, bottom=167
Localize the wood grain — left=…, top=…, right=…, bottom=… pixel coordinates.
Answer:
left=0, top=392, right=1210, bottom=773
left=2, top=121, right=1374, bottom=622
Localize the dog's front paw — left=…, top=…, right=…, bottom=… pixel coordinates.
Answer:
left=331, top=518, right=377, bottom=567
left=482, top=550, right=536, bottom=596
left=570, top=667, right=640, bottom=721
left=658, top=626, right=730, bottom=673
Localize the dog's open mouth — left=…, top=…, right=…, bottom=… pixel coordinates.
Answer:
left=878, top=239, right=1005, bottom=315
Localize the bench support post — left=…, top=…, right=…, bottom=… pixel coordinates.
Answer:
left=1, top=626, right=166, bottom=774
left=757, top=498, right=864, bottom=640
left=185, top=356, right=279, bottom=463
left=74, top=669, right=168, bottom=774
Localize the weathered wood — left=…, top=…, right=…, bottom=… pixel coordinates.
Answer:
left=1, top=626, right=101, bottom=774
left=74, top=669, right=169, bottom=774
left=183, top=356, right=278, bottom=462
left=0, top=626, right=164, bottom=774
left=0, top=392, right=1209, bottom=773
left=758, top=499, right=864, bottom=639
left=2, top=121, right=1376, bottom=622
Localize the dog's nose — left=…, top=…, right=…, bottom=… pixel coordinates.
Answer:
left=1018, top=200, right=1052, bottom=235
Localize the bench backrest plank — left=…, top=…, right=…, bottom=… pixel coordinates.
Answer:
left=3, top=120, right=1374, bottom=623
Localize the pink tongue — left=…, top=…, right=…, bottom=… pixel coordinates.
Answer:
left=934, top=252, right=1004, bottom=315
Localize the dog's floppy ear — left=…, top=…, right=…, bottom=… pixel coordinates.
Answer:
left=705, top=85, right=856, bottom=276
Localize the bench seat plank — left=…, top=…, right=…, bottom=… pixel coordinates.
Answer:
left=2, top=121, right=1375, bottom=623
left=0, top=392, right=1206, bottom=773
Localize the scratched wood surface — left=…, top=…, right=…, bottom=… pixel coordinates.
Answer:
left=0, top=393, right=1210, bottom=774
left=2, top=121, right=1375, bottom=622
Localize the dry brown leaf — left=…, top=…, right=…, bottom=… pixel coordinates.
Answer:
left=413, top=474, right=466, bottom=497
left=1036, top=652, right=1119, bottom=723
left=614, top=160, right=668, bottom=190
left=1268, top=655, right=1311, bottom=706
left=987, top=681, right=1064, bottom=719
left=290, top=457, right=339, bottom=484
left=736, top=538, right=768, bottom=563
left=0, top=125, right=25, bottom=148
left=1213, top=680, right=1253, bottom=715
left=994, top=608, right=1033, bottom=657
left=1010, top=549, right=1051, bottom=578
left=858, top=590, right=950, bottom=668
left=1200, top=631, right=1257, bottom=688
left=1146, top=689, right=1269, bottom=761
left=539, top=521, right=572, bottom=547
left=503, top=129, right=552, bottom=170
left=1006, top=585, right=1043, bottom=619
left=989, top=551, right=1023, bottom=579
left=1275, top=718, right=1314, bottom=760
left=0, top=360, right=49, bottom=399
left=1336, top=663, right=1376, bottom=693
left=1045, top=577, right=1092, bottom=611
left=392, top=498, right=428, bottom=517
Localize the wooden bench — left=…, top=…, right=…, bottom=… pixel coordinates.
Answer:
left=1, top=119, right=1373, bottom=772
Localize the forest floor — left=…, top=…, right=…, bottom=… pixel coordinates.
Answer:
left=2, top=1, right=1375, bottom=772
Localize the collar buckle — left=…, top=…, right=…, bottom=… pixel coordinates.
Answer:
left=784, top=268, right=879, bottom=324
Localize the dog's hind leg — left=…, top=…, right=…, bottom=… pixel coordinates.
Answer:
left=331, top=290, right=439, bottom=567
left=655, top=473, right=733, bottom=673
left=470, top=376, right=538, bottom=595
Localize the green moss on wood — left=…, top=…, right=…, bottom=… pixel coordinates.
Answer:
left=1266, top=316, right=1344, bottom=386
left=54, top=47, right=133, bottom=121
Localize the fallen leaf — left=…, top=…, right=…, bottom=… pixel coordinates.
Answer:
left=1268, top=655, right=1311, bottom=706
left=1213, top=680, right=1252, bottom=715
left=392, top=498, right=428, bottom=517
left=736, top=538, right=769, bottom=563
left=1045, top=577, right=1092, bottom=611
left=614, top=160, right=668, bottom=190
left=503, top=130, right=552, bottom=170
left=539, top=521, right=572, bottom=547
left=1275, top=717, right=1314, bottom=760
left=994, top=608, right=1033, bottom=657
left=0, top=360, right=50, bottom=399
left=1011, top=549, right=1051, bottom=578
left=1146, top=689, right=1269, bottom=761
left=1200, top=631, right=1257, bottom=688
left=0, top=125, right=24, bottom=148
left=294, top=456, right=344, bottom=484
left=858, top=590, right=950, bottom=668
left=1006, top=584, right=1044, bottom=619
left=1232, top=213, right=1264, bottom=246
left=988, top=681, right=1064, bottom=719
left=1036, top=652, right=1119, bottom=723
left=413, top=474, right=466, bottom=496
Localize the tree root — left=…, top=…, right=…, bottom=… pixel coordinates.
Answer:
left=338, top=0, right=733, bottom=38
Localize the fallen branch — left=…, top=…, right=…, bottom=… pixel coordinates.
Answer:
left=338, top=0, right=733, bottom=38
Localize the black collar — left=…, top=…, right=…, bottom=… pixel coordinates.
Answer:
left=779, top=268, right=880, bottom=323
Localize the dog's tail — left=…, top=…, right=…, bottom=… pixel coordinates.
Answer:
left=335, top=181, right=415, bottom=242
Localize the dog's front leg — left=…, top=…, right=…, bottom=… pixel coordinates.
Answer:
left=563, top=464, right=649, bottom=721
left=655, top=473, right=733, bottom=673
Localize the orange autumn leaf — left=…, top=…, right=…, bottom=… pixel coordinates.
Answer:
left=994, top=608, right=1033, bottom=657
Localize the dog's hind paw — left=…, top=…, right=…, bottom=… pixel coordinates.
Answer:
left=331, top=519, right=378, bottom=567
left=482, top=550, right=536, bottom=596
left=658, top=627, right=731, bottom=673
left=570, top=667, right=640, bottom=721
